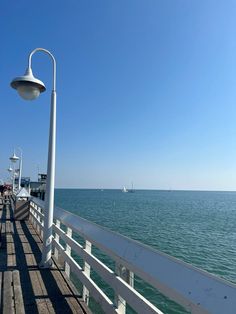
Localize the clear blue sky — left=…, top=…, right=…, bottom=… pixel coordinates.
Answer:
left=1, top=0, right=236, bottom=190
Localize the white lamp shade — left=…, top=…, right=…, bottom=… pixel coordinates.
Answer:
left=11, top=68, right=46, bottom=101
left=17, top=84, right=40, bottom=100
left=10, top=153, right=19, bottom=163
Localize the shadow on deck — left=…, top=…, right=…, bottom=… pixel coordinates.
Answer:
left=0, top=196, right=90, bottom=314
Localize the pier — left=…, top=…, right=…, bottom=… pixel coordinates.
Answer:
left=1, top=194, right=236, bottom=314
left=0, top=196, right=89, bottom=314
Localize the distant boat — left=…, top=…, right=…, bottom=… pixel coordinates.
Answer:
left=122, top=187, right=128, bottom=193
left=128, top=182, right=135, bottom=193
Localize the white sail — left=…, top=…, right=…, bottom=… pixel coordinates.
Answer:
left=122, top=186, right=128, bottom=193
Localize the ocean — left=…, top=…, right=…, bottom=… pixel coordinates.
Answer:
left=54, top=189, right=236, bottom=314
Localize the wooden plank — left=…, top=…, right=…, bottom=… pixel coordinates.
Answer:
left=2, top=222, right=5, bottom=234
left=3, top=271, right=14, bottom=314
left=6, top=206, right=10, bottom=220
left=1, top=234, right=6, bottom=252
left=6, top=220, right=11, bottom=234
left=7, top=237, right=16, bottom=268
left=33, top=269, right=51, bottom=314
left=27, top=270, right=50, bottom=314
left=13, top=270, right=25, bottom=314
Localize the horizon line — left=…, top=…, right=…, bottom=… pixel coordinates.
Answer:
left=54, top=187, right=236, bottom=192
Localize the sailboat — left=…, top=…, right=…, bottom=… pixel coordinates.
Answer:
left=128, top=182, right=135, bottom=193
left=122, top=186, right=128, bottom=193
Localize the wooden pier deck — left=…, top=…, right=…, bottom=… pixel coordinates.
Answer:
left=0, top=196, right=90, bottom=314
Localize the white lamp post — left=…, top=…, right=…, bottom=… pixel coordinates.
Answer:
left=7, top=166, right=13, bottom=190
left=10, top=152, right=20, bottom=193
left=16, top=147, right=23, bottom=191
left=11, top=48, right=57, bottom=268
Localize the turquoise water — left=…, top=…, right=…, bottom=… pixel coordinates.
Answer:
left=55, top=189, right=236, bottom=313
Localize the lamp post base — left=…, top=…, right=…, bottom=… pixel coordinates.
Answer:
left=39, top=259, right=55, bottom=269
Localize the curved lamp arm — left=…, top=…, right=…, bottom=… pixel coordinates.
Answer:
left=28, top=48, right=56, bottom=91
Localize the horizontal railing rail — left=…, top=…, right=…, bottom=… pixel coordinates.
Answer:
left=29, top=197, right=236, bottom=314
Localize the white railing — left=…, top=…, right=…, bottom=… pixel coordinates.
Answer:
left=29, top=197, right=236, bottom=314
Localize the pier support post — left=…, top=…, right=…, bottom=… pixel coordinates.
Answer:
left=54, top=219, right=60, bottom=260
left=115, top=263, right=134, bottom=314
left=65, top=227, right=72, bottom=277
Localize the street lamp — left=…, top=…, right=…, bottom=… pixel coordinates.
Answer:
left=7, top=166, right=13, bottom=173
left=11, top=48, right=57, bottom=268
left=7, top=166, right=13, bottom=188
left=10, top=152, right=19, bottom=192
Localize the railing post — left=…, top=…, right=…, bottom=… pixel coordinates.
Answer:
left=115, top=263, right=134, bottom=313
left=115, top=263, right=126, bottom=314
left=65, top=227, right=72, bottom=277
left=29, top=202, right=33, bottom=223
left=40, top=207, right=44, bottom=239
left=128, top=271, right=134, bottom=287
left=54, top=219, right=60, bottom=260
left=82, top=240, right=91, bottom=305
left=36, top=205, right=40, bottom=234
left=33, top=206, right=37, bottom=229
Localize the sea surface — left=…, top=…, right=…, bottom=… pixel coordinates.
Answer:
left=54, top=189, right=236, bottom=314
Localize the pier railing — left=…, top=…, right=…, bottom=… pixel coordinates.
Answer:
left=29, top=197, right=236, bottom=314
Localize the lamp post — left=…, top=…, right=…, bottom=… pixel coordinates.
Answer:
left=16, top=147, right=23, bottom=191
left=11, top=48, right=57, bottom=268
left=7, top=166, right=13, bottom=190
left=10, top=152, right=20, bottom=193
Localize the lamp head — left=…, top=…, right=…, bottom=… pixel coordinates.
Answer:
left=10, top=153, right=20, bottom=163
left=7, top=167, right=13, bottom=173
left=11, top=68, right=46, bottom=100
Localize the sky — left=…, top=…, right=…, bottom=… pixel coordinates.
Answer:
left=0, top=0, right=236, bottom=190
